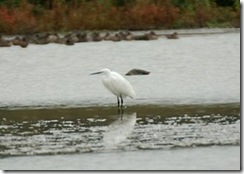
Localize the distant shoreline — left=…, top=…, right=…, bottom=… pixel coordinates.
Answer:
left=2, top=28, right=240, bottom=38
left=154, top=27, right=240, bottom=36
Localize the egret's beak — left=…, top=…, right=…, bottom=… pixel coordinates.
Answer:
left=90, top=71, right=102, bottom=75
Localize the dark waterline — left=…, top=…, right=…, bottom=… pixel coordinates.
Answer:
left=0, top=102, right=240, bottom=122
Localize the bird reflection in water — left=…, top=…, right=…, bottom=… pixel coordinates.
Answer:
left=103, top=112, right=137, bottom=149
left=118, top=106, right=124, bottom=117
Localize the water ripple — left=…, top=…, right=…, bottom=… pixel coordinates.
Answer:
left=0, top=105, right=240, bottom=157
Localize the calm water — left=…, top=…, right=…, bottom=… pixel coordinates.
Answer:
left=0, top=29, right=240, bottom=170
left=0, top=30, right=240, bottom=107
left=0, top=146, right=240, bottom=170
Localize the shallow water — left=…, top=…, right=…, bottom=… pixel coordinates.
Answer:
left=0, top=29, right=241, bottom=170
left=0, top=104, right=240, bottom=157
left=0, top=104, right=241, bottom=170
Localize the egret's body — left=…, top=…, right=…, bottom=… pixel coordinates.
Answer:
left=90, top=68, right=135, bottom=107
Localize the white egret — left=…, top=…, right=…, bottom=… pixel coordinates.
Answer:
left=90, top=68, right=136, bottom=107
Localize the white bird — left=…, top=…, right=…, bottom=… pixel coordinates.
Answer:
left=90, top=68, right=136, bottom=107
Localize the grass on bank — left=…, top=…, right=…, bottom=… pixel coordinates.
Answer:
left=0, top=0, right=240, bottom=34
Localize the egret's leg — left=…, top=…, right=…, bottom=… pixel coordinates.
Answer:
left=120, top=96, right=123, bottom=108
left=117, top=97, right=120, bottom=107
left=117, top=96, right=124, bottom=116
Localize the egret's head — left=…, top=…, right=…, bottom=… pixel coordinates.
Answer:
left=90, top=68, right=111, bottom=75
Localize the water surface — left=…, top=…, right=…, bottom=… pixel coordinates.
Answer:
left=0, top=146, right=240, bottom=170
left=0, top=29, right=240, bottom=170
left=0, top=104, right=240, bottom=157
left=0, top=31, right=240, bottom=107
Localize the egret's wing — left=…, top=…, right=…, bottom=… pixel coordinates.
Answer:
left=109, top=72, right=136, bottom=98
left=102, top=77, right=119, bottom=96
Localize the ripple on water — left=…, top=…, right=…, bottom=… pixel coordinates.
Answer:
left=0, top=105, right=240, bottom=157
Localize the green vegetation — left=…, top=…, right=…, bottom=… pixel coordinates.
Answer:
left=0, top=0, right=240, bottom=34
